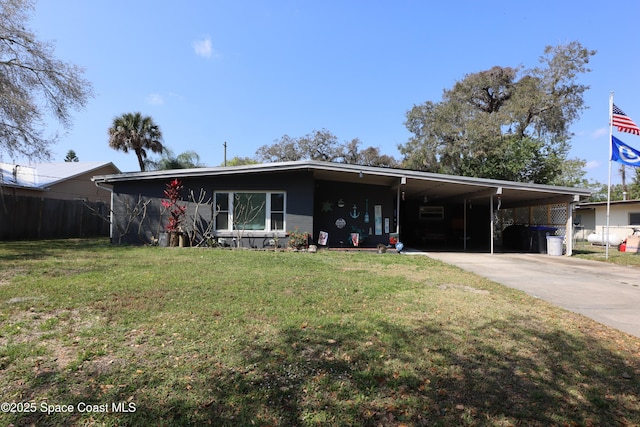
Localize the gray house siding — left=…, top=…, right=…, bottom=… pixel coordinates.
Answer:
left=110, top=170, right=315, bottom=246
left=110, top=180, right=165, bottom=244
left=314, top=180, right=395, bottom=248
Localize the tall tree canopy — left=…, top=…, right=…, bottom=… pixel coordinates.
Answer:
left=399, top=41, right=595, bottom=184
left=0, top=0, right=93, bottom=159
left=222, top=156, right=258, bottom=167
left=256, top=129, right=397, bottom=167
left=108, top=112, right=163, bottom=172
left=588, top=168, right=640, bottom=202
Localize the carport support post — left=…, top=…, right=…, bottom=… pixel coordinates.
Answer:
left=463, top=199, right=467, bottom=251
left=565, top=200, right=574, bottom=256
left=490, top=194, right=494, bottom=254
left=396, top=184, right=400, bottom=236
left=396, top=176, right=405, bottom=238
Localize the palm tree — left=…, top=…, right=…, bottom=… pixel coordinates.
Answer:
left=108, top=112, right=163, bottom=172
left=145, top=149, right=204, bottom=170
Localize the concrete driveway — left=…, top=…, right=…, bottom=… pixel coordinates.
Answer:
left=423, top=252, right=640, bottom=338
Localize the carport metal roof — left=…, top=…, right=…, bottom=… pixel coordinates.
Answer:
left=93, top=160, right=592, bottom=207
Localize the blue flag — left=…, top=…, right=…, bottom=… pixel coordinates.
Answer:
left=611, top=136, right=640, bottom=167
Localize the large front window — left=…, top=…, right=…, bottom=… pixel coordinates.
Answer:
left=214, top=192, right=286, bottom=233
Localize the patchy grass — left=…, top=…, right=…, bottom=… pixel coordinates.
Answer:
left=0, top=239, right=639, bottom=426
left=573, top=241, right=640, bottom=268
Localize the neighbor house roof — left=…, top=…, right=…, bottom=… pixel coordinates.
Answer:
left=1, top=161, right=120, bottom=190
left=92, top=160, right=592, bottom=208
left=577, top=199, right=640, bottom=208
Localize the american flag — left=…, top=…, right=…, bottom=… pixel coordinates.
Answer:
left=612, top=104, right=640, bottom=136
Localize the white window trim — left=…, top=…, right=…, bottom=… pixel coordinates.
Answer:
left=214, top=191, right=286, bottom=237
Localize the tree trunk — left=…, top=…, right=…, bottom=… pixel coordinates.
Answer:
left=136, top=150, right=146, bottom=172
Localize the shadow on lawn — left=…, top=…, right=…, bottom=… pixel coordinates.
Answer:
left=0, top=238, right=109, bottom=262
left=150, top=318, right=639, bottom=426
left=9, top=314, right=640, bottom=426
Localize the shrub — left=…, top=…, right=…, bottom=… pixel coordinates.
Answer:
left=287, top=227, right=309, bottom=250
left=161, top=179, right=186, bottom=234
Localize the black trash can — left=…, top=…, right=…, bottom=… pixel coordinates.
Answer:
left=503, top=225, right=528, bottom=251
left=529, top=226, right=557, bottom=253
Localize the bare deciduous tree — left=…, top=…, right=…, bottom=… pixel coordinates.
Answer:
left=232, top=193, right=265, bottom=248
left=185, top=188, right=220, bottom=247
left=0, top=0, right=93, bottom=159
left=84, top=195, right=151, bottom=244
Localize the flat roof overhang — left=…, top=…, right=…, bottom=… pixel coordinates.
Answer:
left=308, top=168, right=589, bottom=208
left=92, top=160, right=591, bottom=208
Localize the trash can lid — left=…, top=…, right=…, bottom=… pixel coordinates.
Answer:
left=530, top=226, right=557, bottom=231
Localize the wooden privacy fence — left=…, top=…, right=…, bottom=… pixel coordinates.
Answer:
left=0, top=194, right=110, bottom=240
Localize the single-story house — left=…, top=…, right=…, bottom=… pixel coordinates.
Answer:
left=575, top=199, right=640, bottom=242
left=1, top=161, right=120, bottom=202
left=93, top=161, right=591, bottom=254
left=1, top=161, right=120, bottom=240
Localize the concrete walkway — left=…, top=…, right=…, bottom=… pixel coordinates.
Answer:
left=422, top=252, right=640, bottom=338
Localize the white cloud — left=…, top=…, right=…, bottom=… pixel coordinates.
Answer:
left=585, top=160, right=600, bottom=169
left=167, top=92, right=185, bottom=101
left=193, top=36, right=214, bottom=59
left=146, top=93, right=165, bottom=106
left=592, top=127, right=608, bottom=138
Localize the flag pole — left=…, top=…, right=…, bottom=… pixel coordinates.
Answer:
left=606, top=92, right=614, bottom=259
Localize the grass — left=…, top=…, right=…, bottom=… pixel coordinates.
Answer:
left=573, top=240, right=640, bottom=267
left=0, top=239, right=639, bottom=426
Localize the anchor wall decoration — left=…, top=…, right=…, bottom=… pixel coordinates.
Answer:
left=350, top=204, right=360, bottom=219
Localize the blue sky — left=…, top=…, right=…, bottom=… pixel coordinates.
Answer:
left=14, top=0, right=640, bottom=184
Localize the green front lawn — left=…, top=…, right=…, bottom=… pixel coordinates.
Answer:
left=0, top=239, right=638, bottom=426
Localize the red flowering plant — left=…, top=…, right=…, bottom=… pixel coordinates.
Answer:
left=161, top=179, right=186, bottom=234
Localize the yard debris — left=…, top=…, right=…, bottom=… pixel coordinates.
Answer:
left=438, top=284, right=490, bottom=294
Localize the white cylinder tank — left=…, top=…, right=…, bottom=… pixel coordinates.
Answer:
left=587, top=233, right=623, bottom=246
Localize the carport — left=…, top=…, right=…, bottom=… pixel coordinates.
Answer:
left=306, top=163, right=592, bottom=255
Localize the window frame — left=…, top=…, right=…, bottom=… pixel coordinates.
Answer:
left=214, top=191, right=286, bottom=236
left=419, top=205, right=444, bottom=221
left=629, top=212, right=640, bottom=226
